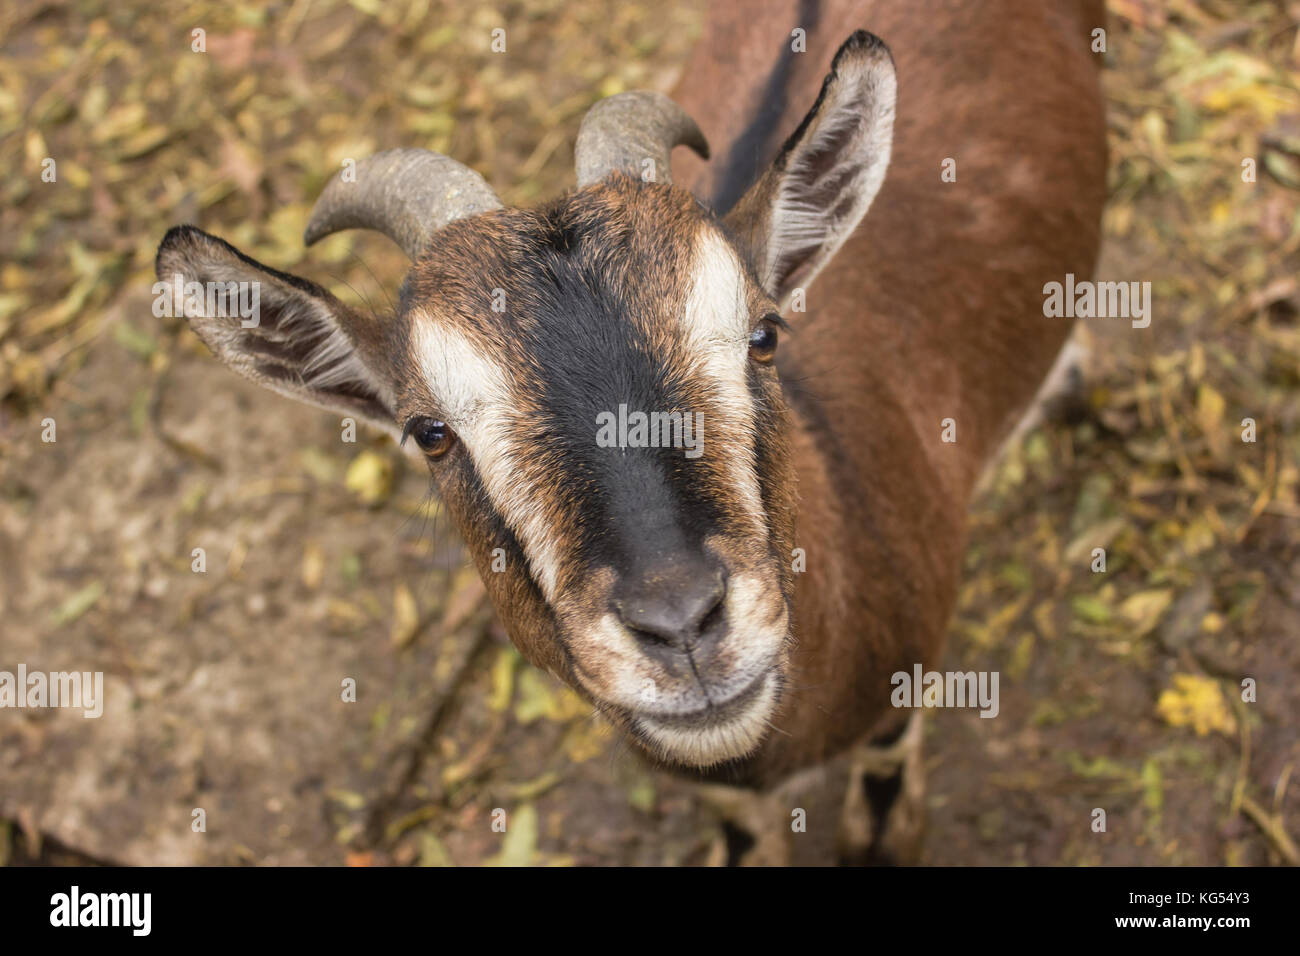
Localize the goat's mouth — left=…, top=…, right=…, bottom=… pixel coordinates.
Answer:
left=552, top=561, right=791, bottom=767
left=623, top=668, right=782, bottom=768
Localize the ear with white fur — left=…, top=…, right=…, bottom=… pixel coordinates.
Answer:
left=724, top=31, right=897, bottom=306
left=154, top=225, right=400, bottom=438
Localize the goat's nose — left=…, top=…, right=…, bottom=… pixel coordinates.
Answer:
left=614, top=558, right=727, bottom=654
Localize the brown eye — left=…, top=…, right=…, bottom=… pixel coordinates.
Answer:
left=748, top=317, right=780, bottom=364
left=403, top=416, right=455, bottom=458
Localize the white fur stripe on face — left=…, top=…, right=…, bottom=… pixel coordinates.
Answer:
left=411, top=319, right=564, bottom=601
left=677, top=228, right=766, bottom=533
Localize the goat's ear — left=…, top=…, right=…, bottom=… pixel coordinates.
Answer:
left=155, top=225, right=399, bottom=439
left=724, top=31, right=896, bottom=306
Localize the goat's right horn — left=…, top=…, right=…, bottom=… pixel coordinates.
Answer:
left=303, top=148, right=502, bottom=261
left=574, top=91, right=709, bottom=187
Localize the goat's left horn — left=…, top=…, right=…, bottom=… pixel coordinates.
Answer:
left=574, top=91, right=709, bottom=188
left=303, top=148, right=502, bottom=261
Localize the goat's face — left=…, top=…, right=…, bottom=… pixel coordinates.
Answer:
left=397, top=178, right=798, bottom=766
left=156, top=32, right=895, bottom=768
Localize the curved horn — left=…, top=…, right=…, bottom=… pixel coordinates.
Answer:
left=303, top=148, right=502, bottom=260
left=574, top=91, right=709, bottom=187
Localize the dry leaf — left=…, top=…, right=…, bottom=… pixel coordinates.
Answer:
left=1156, top=674, right=1237, bottom=736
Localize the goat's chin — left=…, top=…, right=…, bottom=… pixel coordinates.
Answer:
left=631, top=670, right=781, bottom=768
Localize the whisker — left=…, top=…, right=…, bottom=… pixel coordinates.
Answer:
left=345, top=247, right=399, bottom=317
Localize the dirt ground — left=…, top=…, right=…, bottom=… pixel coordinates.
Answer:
left=1, top=0, right=1297, bottom=866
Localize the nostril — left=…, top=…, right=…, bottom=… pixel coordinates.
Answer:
left=697, top=593, right=726, bottom=638
left=615, top=568, right=726, bottom=652
left=624, top=622, right=677, bottom=649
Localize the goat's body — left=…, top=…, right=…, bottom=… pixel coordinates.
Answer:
left=673, top=0, right=1108, bottom=783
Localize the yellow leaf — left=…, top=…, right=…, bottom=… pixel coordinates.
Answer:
left=327, top=599, right=367, bottom=628
left=1203, top=81, right=1295, bottom=126
left=552, top=687, right=591, bottom=721
left=24, top=129, right=48, bottom=167
left=57, top=159, right=89, bottom=190
left=1196, top=384, right=1225, bottom=434
left=344, top=450, right=393, bottom=506
left=563, top=721, right=607, bottom=763
left=487, top=647, right=518, bottom=712
left=1064, top=517, right=1126, bottom=564
left=418, top=831, right=454, bottom=867
left=490, top=804, right=538, bottom=867
left=391, top=583, right=419, bottom=648
left=1119, top=588, right=1174, bottom=637
left=1156, top=674, right=1236, bottom=736
left=514, top=668, right=557, bottom=725
left=301, top=542, right=324, bottom=590
left=90, top=102, right=147, bottom=143
left=1140, top=109, right=1167, bottom=155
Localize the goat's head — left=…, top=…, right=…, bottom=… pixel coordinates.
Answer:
left=155, top=32, right=895, bottom=768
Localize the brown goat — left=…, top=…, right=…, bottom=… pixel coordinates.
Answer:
left=155, top=0, right=1107, bottom=862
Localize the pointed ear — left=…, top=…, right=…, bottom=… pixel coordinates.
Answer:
left=154, top=225, right=400, bottom=439
left=724, top=31, right=896, bottom=306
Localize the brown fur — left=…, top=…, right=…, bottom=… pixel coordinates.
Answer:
left=672, top=0, right=1108, bottom=782
left=157, top=0, right=1106, bottom=791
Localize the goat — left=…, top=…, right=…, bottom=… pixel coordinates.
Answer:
left=155, top=0, right=1107, bottom=863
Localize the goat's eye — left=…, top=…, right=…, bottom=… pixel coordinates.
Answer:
left=748, top=318, right=780, bottom=364
left=404, top=417, right=455, bottom=458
